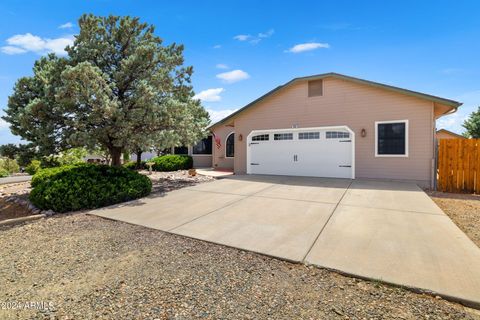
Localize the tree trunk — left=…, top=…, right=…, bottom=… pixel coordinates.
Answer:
left=136, top=150, right=143, bottom=169
left=110, top=147, right=123, bottom=166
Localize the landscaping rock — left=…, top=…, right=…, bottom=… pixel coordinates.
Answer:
left=428, top=191, right=480, bottom=248
left=139, top=170, right=215, bottom=194
left=0, top=213, right=477, bottom=319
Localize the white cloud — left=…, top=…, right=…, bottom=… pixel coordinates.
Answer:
left=1, top=46, right=27, bottom=55
left=213, top=44, right=221, bottom=49
left=7, top=33, right=46, bottom=51
left=216, top=69, right=250, bottom=83
left=233, top=34, right=251, bottom=41
left=1, top=33, right=74, bottom=56
left=234, top=29, right=274, bottom=44
left=0, top=118, right=9, bottom=129
left=436, top=90, right=480, bottom=134
left=258, top=29, right=274, bottom=38
left=193, top=88, right=224, bottom=102
left=43, top=37, right=73, bottom=55
left=59, top=22, right=73, bottom=29
left=286, top=42, right=330, bottom=53
left=207, top=108, right=237, bottom=124
left=216, top=63, right=228, bottom=69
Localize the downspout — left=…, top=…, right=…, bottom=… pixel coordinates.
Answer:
left=432, top=102, right=436, bottom=190
left=432, top=104, right=462, bottom=190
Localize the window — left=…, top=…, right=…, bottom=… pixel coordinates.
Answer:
left=274, top=133, right=293, bottom=140
left=375, top=120, right=408, bottom=156
left=326, top=131, right=350, bottom=139
left=174, top=146, right=189, bottom=155
left=252, top=134, right=269, bottom=141
left=192, top=136, right=212, bottom=155
left=299, top=132, right=320, bottom=140
left=226, top=133, right=235, bottom=157
left=308, top=79, right=323, bottom=97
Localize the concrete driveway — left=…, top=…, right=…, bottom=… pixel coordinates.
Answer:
left=90, top=175, right=480, bottom=307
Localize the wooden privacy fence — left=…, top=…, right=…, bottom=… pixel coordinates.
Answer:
left=437, top=139, right=480, bottom=193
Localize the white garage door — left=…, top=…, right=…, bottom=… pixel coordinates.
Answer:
left=247, top=126, right=354, bottom=179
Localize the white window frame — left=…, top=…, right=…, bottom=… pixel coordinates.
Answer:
left=225, top=132, right=235, bottom=158
left=375, top=120, right=409, bottom=158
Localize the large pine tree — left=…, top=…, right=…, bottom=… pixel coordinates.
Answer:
left=3, top=14, right=209, bottom=165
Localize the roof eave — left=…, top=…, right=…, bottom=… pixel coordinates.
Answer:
left=208, top=72, right=462, bottom=130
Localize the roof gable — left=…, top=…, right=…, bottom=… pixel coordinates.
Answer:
left=209, top=72, right=462, bottom=129
left=436, top=129, right=466, bottom=139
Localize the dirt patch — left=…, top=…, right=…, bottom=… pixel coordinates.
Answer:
left=0, top=182, right=33, bottom=222
left=428, top=191, right=480, bottom=247
left=0, top=214, right=478, bottom=319
left=0, top=200, right=32, bottom=221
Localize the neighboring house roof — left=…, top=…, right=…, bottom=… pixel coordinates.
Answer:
left=209, top=72, right=463, bottom=129
left=436, top=129, right=466, bottom=139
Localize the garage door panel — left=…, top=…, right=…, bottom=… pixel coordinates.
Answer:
left=250, top=141, right=299, bottom=176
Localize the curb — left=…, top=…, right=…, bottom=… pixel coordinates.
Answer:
left=0, top=214, right=46, bottom=227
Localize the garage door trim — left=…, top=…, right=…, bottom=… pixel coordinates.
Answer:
left=246, top=125, right=355, bottom=179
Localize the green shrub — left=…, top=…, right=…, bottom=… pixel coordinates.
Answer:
left=0, top=158, right=20, bottom=174
left=151, top=155, right=193, bottom=171
left=25, top=160, right=42, bottom=175
left=31, top=164, right=82, bottom=188
left=123, top=161, right=146, bottom=170
left=0, top=168, right=9, bottom=178
left=30, top=164, right=152, bottom=213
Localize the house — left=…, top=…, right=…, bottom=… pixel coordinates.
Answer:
left=129, top=139, right=213, bottom=168
left=84, top=154, right=108, bottom=164
left=436, top=129, right=466, bottom=140
left=208, top=73, right=462, bottom=188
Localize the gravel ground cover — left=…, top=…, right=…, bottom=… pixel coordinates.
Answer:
left=428, top=191, right=480, bottom=248
left=140, top=170, right=215, bottom=194
left=1, top=213, right=478, bottom=320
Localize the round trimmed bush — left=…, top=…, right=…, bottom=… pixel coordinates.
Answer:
left=29, top=164, right=152, bottom=213
left=151, top=155, right=193, bottom=171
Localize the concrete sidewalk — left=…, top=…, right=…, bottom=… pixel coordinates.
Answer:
left=0, top=175, right=31, bottom=185
left=90, top=175, right=480, bottom=307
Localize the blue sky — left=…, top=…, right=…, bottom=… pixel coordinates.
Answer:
left=1, top=0, right=479, bottom=144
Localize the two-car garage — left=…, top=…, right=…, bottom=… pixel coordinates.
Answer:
left=246, top=126, right=355, bottom=179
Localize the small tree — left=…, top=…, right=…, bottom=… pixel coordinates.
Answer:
left=16, top=144, right=39, bottom=167
left=0, top=144, right=19, bottom=159
left=0, top=143, right=39, bottom=167
left=463, top=106, right=480, bottom=138
left=0, top=158, right=20, bottom=174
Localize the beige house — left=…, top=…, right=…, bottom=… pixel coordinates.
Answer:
left=436, top=129, right=466, bottom=140
left=208, top=73, right=461, bottom=188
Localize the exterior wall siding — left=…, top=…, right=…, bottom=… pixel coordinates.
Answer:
left=192, top=155, right=212, bottom=168
left=212, top=125, right=235, bottom=169
left=212, top=77, right=437, bottom=187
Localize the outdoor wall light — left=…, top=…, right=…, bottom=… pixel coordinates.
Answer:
left=239, top=134, right=243, bottom=141
left=361, top=128, right=367, bottom=137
